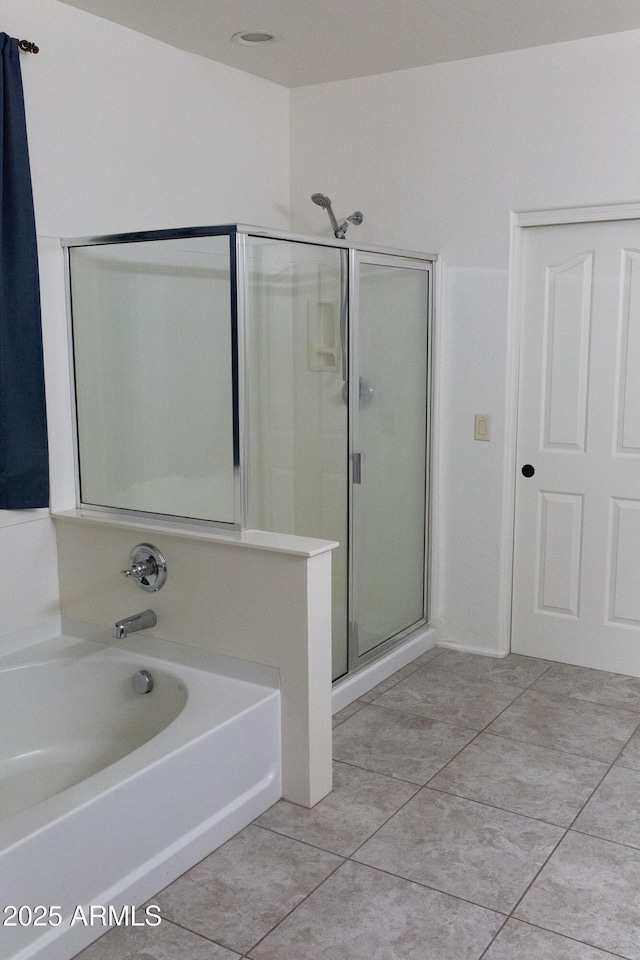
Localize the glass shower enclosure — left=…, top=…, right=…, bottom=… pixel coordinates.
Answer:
left=65, top=225, right=434, bottom=682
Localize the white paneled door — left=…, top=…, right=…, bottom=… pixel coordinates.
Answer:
left=512, top=218, right=640, bottom=675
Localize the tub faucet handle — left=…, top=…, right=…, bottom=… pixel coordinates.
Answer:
left=123, top=559, right=155, bottom=580
left=122, top=543, right=167, bottom=592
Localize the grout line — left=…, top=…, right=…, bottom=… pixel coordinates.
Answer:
left=499, top=722, right=629, bottom=926
left=476, top=916, right=511, bottom=959
left=331, top=755, right=425, bottom=786
left=253, top=816, right=369, bottom=857
left=344, top=785, right=424, bottom=861
left=477, top=916, right=632, bottom=960
left=570, top=825, right=640, bottom=853
left=524, top=685, right=640, bottom=717
left=154, top=916, right=236, bottom=952
left=244, top=855, right=346, bottom=956
left=402, top=657, right=556, bottom=691
left=420, top=781, right=569, bottom=828
left=354, top=656, right=440, bottom=703
left=476, top=725, right=624, bottom=766
left=332, top=701, right=366, bottom=727
left=339, top=859, right=511, bottom=918
left=343, top=695, right=487, bottom=733
left=502, top=824, right=568, bottom=921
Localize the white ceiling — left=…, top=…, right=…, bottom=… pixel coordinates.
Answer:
left=60, top=0, right=640, bottom=87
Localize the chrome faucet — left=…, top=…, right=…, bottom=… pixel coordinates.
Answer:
left=112, top=609, right=157, bottom=639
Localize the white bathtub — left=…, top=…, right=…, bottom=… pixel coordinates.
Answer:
left=0, top=627, right=281, bottom=960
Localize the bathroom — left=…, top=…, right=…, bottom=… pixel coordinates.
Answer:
left=6, top=0, right=638, bottom=681
left=1, top=0, right=639, bottom=957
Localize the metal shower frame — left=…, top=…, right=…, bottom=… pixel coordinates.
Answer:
left=62, top=222, right=437, bottom=678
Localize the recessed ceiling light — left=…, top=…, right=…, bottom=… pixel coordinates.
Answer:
left=231, top=30, right=281, bottom=46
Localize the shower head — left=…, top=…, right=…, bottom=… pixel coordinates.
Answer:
left=311, top=193, right=340, bottom=235
left=312, top=193, right=363, bottom=239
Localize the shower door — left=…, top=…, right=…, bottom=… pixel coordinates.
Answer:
left=349, top=252, right=431, bottom=667
left=245, top=235, right=431, bottom=680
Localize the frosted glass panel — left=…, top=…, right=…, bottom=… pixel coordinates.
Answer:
left=245, top=237, right=348, bottom=679
left=354, top=259, right=428, bottom=656
left=69, top=236, right=236, bottom=523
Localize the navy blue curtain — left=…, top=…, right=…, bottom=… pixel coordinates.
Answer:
left=0, top=33, right=48, bottom=508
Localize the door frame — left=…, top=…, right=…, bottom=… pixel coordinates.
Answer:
left=501, top=201, right=640, bottom=656
left=347, top=248, right=435, bottom=674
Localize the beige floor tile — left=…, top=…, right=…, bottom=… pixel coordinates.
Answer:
left=154, top=825, right=342, bottom=955
left=72, top=919, right=241, bottom=959
left=332, top=700, right=365, bottom=727
left=486, top=689, right=640, bottom=762
left=616, top=726, right=640, bottom=770
left=358, top=662, right=425, bottom=702
left=250, top=861, right=503, bottom=959
left=432, top=649, right=552, bottom=688
left=428, top=732, right=607, bottom=825
left=353, top=788, right=563, bottom=912
left=410, top=647, right=443, bottom=667
left=532, top=663, right=640, bottom=710
left=374, top=666, right=523, bottom=728
left=516, top=831, right=640, bottom=959
left=255, top=760, right=418, bottom=855
left=574, top=764, right=640, bottom=847
left=332, top=703, right=476, bottom=783
left=484, top=919, right=620, bottom=959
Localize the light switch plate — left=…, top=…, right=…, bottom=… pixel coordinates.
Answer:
left=474, top=414, right=490, bottom=441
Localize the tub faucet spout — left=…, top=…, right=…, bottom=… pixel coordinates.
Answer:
left=113, top=609, right=157, bottom=639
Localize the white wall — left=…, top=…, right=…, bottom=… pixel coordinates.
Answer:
left=8, top=0, right=291, bottom=238
left=289, top=30, right=640, bottom=654
left=0, top=0, right=290, bottom=635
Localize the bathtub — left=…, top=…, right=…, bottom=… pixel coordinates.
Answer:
left=0, top=627, right=281, bottom=960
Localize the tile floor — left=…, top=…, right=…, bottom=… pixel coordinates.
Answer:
left=75, top=647, right=640, bottom=959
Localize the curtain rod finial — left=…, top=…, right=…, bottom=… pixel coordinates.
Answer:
left=18, top=40, right=39, bottom=54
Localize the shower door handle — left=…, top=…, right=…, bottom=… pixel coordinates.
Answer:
left=352, top=452, right=362, bottom=484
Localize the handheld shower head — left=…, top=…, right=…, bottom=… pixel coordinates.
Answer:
left=312, top=193, right=364, bottom=238
left=311, top=192, right=331, bottom=208
left=311, top=193, right=340, bottom=235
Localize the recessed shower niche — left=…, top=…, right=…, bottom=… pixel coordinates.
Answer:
left=65, top=225, right=435, bottom=681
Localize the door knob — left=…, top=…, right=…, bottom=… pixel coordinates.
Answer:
left=521, top=464, right=535, bottom=478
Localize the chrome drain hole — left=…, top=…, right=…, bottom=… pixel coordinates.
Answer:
left=132, top=669, right=154, bottom=694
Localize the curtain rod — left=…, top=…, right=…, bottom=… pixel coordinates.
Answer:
left=18, top=39, right=39, bottom=54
